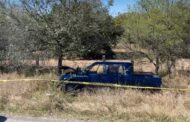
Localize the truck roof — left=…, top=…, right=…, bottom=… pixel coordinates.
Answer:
left=85, top=61, right=133, bottom=70
left=91, top=61, right=133, bottom=66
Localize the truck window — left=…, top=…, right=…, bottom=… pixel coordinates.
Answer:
left=109, top=65, right=119, bottom=73
left=97, top=65, right=104, bottom=74
left=118, top=65, right=125, bottom=75
left=89, top=64, right=99, bottom=73
left=108, top=65, right=126, bottom=75
left=89, top=64, right=107, bottom=74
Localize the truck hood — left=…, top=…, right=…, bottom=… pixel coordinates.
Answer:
left=59, top=73, right=89, bottom=81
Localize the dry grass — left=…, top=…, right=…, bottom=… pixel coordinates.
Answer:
left=0, top=72, right=26, bottom=80
left=0, top=73, right=190, bottom=121
left=0, top=72, right=57, bottom=80
left=0, top=80, right=64, bottom=114
left=0, top=60, right=190, bottom=122
left=163, top=74, right=190, bottom=89
left=72, top=89, right=190, bottom=121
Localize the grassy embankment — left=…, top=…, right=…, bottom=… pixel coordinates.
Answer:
left=0, top=72, right=190, bottom=122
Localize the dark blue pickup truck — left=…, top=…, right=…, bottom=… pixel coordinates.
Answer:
left=59, top=61, right=161, bottom=91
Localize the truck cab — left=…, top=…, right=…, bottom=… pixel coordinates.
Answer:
left=85, top=62, right=133, bottom=83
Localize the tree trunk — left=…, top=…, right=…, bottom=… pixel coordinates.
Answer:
left=57, top=46, right=63, bottom=75
left=155, top=56, right=160, bottom=75
left=155, top=64, right=159, bottom=75
left=35, top=55, right=40, bottom=67
left=58, top=54, right=63, bottom=75
left=167, top=60, right=171, bottom=74
left=167, top=59, right=176, bottom=78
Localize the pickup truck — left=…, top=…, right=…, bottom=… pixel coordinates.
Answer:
left=59, top=61, right=162, bottom=91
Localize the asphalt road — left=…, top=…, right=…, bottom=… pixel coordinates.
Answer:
left=0, top=115, right=95, bottom=122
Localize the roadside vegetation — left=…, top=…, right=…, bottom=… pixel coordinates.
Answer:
left=0, top=73, right=190, bottom=122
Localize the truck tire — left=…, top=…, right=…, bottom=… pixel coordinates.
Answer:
left=65, top=84, right=85, bottom=92
left=56, top=82, right=65, bottom=91
left=65, top=84, right=78, bottom=92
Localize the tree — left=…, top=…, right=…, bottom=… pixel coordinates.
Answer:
left=116, top=0, right=188, bottom=75
left=0, top=1, right=9, bottom=64
left=176, top=1, right=190, bottom=59
left=21, top=0, right=123, bottom=74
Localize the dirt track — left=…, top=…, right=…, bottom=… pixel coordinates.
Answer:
left=0, top=114, right=95, bottom=122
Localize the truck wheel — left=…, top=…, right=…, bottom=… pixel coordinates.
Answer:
left=65, top=84, right=78, bottom=92
left=56, top=82, right=65, bottom=91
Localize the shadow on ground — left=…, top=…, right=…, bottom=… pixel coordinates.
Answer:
left=0, top=116, right=7, bottom=122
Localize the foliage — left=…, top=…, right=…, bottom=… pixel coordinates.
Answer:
left=17, top=0, right=123, bottom=74
left=116, top=0, right=190, bottom=74
left=21, top=0, right=123, bottom=59
left=0, top=0, right=123, bottom=74
left=0, top=0, right=189, bottom=76
left=0, top=1, right=8, bottom=63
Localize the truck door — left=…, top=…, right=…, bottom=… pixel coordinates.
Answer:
left=88, top=64, right=101, bottom=82
left=98, top=64, right=112, bottom=83
left=88, top=64, right=125, bottom=84
left=86, top=63, right=117, bottom=83
left=99, top=64, right=124, bottom=84
left=88, top=64, right=109, bottom=82
left=117, top=65, right=126, bottom=84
